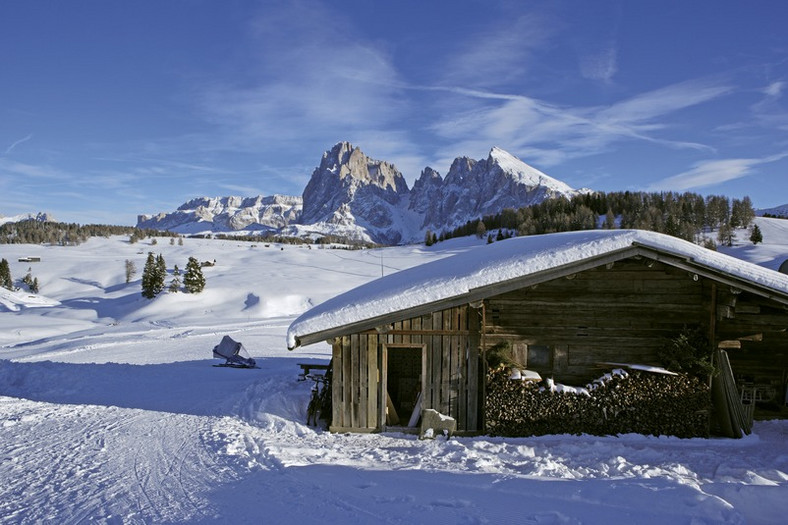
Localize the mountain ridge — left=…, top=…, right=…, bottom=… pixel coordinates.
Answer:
left=137, top=142, right=586, bottom=244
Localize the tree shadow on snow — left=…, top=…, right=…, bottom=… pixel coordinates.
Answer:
left=58, top=290, right=144, bottom=320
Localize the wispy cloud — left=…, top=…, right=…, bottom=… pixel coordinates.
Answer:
left=763, top=81, right=785, bottom=98
left=441, top=12, right=557, bottom=88
left=597, top=80, right=732, bottom=125
left=428, top=78, right=729, bottom=167
left=648, top=152, right=788, bottom=191
left=181, top=1, right=439, bottom=181
left=2, top=134, right=33, bottom=156
left=0, top=158, right=64, bottom=179
left=748, top=80, right=788, bottom=130
left=196, top=1, right=406, bottom=148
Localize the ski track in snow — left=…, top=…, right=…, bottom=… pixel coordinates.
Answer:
left=1, top=230, right=788, bottom=523
left=0, top=399, right=227, bottom=523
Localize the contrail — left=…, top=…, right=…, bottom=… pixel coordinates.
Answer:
left=3, top=134, right=33, bottom=156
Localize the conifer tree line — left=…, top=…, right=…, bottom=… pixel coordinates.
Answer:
left=437, top=191, right=758, bottom=247
left=140, top=253, right=205, bottom=299
left=0, top=220, right=177, bottom=246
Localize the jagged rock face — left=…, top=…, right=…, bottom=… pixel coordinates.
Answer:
left=300, top=142, right=410, bottom=244
left=410, top=147, right=582, bottom=233
left=408, top=167, right=443, bottom=228
left=137, top=195, right=302, bottom=233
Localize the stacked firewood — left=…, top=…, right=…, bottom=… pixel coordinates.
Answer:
left=485, top=366, right=711, bottom=438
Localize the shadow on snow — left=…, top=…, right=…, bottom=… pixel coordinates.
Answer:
left=0, top=357, right=313, bottom=419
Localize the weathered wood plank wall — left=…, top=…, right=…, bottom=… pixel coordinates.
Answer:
left=330, top=305, right=482, bottom=433
left=483, top=259, right=709, bottom=384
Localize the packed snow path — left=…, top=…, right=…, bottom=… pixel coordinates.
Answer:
left=1, top=399, right=235, bottom=523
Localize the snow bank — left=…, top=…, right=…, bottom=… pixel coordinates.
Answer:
left=0, top=287, right=60, bottom=312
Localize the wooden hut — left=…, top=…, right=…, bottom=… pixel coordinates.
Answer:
left=287, top=230, right=788, bottom=435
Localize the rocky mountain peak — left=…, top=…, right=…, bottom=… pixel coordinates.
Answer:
left=300, top=142, right=409, bottom=235
left=409, top=167, right=444, bottom=218
left=487, top=146, right=575, bottom=194
left=138, top=143, right=587, bottom=245
left=444, top=156, right=477, bottom=185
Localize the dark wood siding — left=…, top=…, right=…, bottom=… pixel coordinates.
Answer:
left=483, top=259, right=709, bottom=384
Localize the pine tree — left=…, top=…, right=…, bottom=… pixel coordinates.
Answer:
left=141, top=252, right=165, bottom=299
left=424, top=229, right=434, bottom=246
left=141, top=252, right=157, bottom=299
left=0, top=258, right=12, bottom=290
left=183, top=257, right=205, bottom=293
left=750, top=224, right=763, bottom=245
left=476, top=220, right=487, bottom=239
left=155, top=254, right=167, bottom=293
left=717, top=222, right=735, bottom=247
left=603, top=209, right=616, bottom=229
left=740, top=196, right=756, bottom=228
left=124, top=259, right=136, bottom=284
left=168, top=265, right=181, bottom=293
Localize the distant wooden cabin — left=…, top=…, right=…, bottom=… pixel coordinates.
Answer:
left=287, top=230, right=788, bottom=435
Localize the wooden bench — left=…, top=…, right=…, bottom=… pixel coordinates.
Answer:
left=297, top=362, right=330, bottom=380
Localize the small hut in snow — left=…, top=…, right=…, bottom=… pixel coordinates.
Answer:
left=287, top=230, right=788, bottom=436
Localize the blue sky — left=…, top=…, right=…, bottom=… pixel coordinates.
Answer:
left=2, top=0, right=787, bottom=225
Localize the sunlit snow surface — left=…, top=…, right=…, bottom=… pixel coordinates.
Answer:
left=2, top=220, right=788, bottom=524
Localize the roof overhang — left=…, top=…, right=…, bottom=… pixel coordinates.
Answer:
left=292, top=246, right=637, bottom=349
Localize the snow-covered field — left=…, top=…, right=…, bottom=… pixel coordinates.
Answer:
left=2, top=219, right=788, bottom=524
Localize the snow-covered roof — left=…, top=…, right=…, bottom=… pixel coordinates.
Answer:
left=287, top=229, right=788, bottom=349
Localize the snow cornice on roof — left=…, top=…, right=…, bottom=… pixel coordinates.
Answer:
left=286, top=230, right=788, bottom=349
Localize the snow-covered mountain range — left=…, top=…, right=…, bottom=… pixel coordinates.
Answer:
left=137, top=195, right=302, bottom=235
left=758, top=204, right=788, bottom=217
left=137, top=142, right=588, bottom=244
left=0, top=212, right=55, bottom=226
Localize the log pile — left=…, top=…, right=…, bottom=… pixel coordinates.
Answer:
left=485, top=366, right=711, bottom=438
